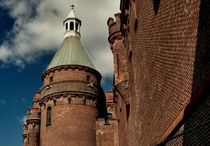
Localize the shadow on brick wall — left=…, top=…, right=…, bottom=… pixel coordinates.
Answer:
left=183, top=0, right=210, bottom=144
left=158, top=0, right=210, bottom=145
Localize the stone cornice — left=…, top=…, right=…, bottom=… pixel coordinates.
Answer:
left=42, top=65, right=102, bottom=81
left=40, top=79, right=99, bottom=93
left=39, top=91, right=98, bottom=106
left=26, top=119, right=40, bottom=124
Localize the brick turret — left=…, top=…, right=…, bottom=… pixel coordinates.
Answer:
left=108, top=13, right=129, bottom=104
left=23, top=94, right=41, bottom=146
left=40, top=65, right=102, bottom=146
left=107, top=13, right=130, bottom=146
left=37, top=6, right=104, bottom=146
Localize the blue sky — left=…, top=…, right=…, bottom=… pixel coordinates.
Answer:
left=0, top=0, right=119, bottom=145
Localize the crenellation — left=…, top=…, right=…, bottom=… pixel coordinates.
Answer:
left=27, top=108, right=40, bottom=121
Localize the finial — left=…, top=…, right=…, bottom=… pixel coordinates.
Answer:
left=70, top=4, right=75, bottom=10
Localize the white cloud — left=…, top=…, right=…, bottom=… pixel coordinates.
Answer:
left=17, top=115, right=27, bottom=124
left=0, top=45, right=12, bottom=62
left=0, top=0, right=120, bottom=78
left=22, top=115, right=27, bottom=124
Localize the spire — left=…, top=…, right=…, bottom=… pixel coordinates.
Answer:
left=45, top=6, right=97, bottom=71
left=63, top=4, right=81, bottom=38
left=66, top=5, right=76, bottom=18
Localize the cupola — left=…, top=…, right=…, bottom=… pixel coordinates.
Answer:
left=63, top=5, right=81, bottom=38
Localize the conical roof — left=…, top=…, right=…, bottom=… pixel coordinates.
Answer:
left=46, top=36, right=96, bottom=70
left=66, top=9, right=76, bottom=18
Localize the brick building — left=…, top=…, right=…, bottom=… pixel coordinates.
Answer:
left=107, top=0, right=210, bottom=145
left=23, top=6, right=108, bottom=146
left=23, top=1, right=210, bottom=146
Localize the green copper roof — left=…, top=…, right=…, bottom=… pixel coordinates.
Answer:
left=46, top=36, right=96, bottom=70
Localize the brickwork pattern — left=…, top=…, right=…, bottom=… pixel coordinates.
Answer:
left=119, top=0, right=209, bottom=145
left=96, top=119, right=118, bottom=146
left=40, top=104, right=97, bottom=146
left=164, top=91, right=210, bottom=145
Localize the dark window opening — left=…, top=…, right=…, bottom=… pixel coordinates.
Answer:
left=49, top=77, right=53, bottom=83
left=47, top=106, right=52, bottom=125
left=134, top=19, right=138, bottom=32
left=129, top=51, right=132, bottom=61
left=153, top=0, right=160, bottom=15
left=117, top=54, right=119, bottom=77
left=126, top=104, right=130, bottom=121
left=65, top=23, right=68, bottom=31
left=76, top=23, right=79, bottom=31
left=70, top=22, right=74, bottom=30
left=87, top=75, right=90, bottom=82
left=125, top=0, right=130, bottom=10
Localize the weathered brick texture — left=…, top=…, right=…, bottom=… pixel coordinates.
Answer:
left=40, top=104, right=98, bottom=146
left=109, top=0, right=210, bottom=145
left=164, top=90, right=210, bottom=145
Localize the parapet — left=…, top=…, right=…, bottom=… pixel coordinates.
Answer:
left=107, top=13, right=122, bottom=44
left=27, top=107, right=40, bottom=122
left=33, top=92, right=40, bottom=108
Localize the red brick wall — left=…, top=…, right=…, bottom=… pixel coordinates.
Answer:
left=96, top=119, right=118, bottom=146
left=43, top=68, right=99, bottom=86
left=39, top=65, right=102, bottom=146
left=116, top=92, right=129, bottom=146
left=40, top=104, right=97, bottom=146
left=118, top=0, right=210, bottom=145
left=164, top=90, right=210, bottom=145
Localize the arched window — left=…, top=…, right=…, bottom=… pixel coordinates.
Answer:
left=47, top=106, right=52, bottom=125
left=65, top=23, right=68, bottom=31
left=49, top=77, right=53, bottom=83
left=76, top=23, right=79, bottom=31
left=70, top=22, right=74, bottom=30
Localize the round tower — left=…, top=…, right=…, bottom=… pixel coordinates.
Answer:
left=39, top=6, right=102, bottom=146
left=26, top=108, right=41, bottom=146
left=107, top=13, right=129, bottom=103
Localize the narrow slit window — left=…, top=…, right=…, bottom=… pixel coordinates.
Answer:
left=70, top=22, right=74, bottom=30
left=49, top=77, right=53, bottom=83
left=87, top=75, right=90, bottom=82
left=47, top=106, right=52, bottom=125
left=65, top=23, right=68, bottom=31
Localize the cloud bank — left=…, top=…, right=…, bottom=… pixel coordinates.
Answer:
left=0, top=0, right=120, bottom=77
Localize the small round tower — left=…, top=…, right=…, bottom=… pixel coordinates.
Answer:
left=39, top=6, right=102, bottom=146
left=26, top=108, right=40, bottom=146
left=107, top=13, right=129, bottom=103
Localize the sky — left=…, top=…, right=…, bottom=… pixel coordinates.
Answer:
left=0, top=0, right=120, bottom=145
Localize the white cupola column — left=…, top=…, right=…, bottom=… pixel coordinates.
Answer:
left=63, top=5, right=81, bottom=38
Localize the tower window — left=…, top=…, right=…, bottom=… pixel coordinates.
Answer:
left=47, top=106, right=52, bottom=126
left=65, top=23, right=68, bottom=31
left=70, top=22, right=74, bottom=30
left=87, top=75, right=90, bottom=82
left=49, top=77, right=53, bottom=83
left=76, top=23, right=79, bottom=31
